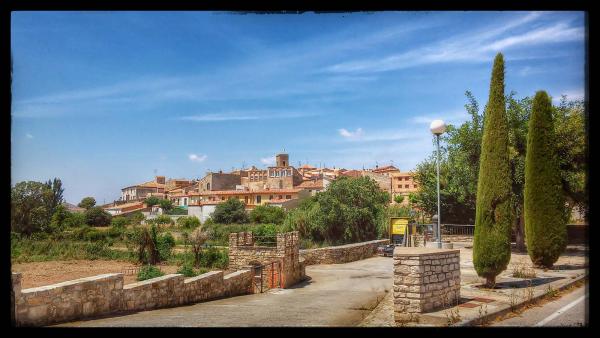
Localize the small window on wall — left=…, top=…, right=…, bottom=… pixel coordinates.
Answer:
left=269, top=195, right=273, bottom=200
left=221, top=197, right=225, bottom=201
left=286, top=195, right=291, bottom=199
left=256, top=195, right=261, bottom=204
left=405, top=185, right=409, bottom=188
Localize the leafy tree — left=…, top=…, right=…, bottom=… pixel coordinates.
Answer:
left=137, top=265, right=164, bottom=281
left=64, top=212, right=86, bottom=228
left=11, top=181, right=52, bottom=235
left=144, top=196, right=161, bottom=206
left=524, top=91, right=568, bottom=268
left=249, top=205, right=286, bottom=224
left=176, top=216, right=201, bottom=229
left=49, top=204, right=71, bottom=232
left=85, top=206, right=113, bottom=227
left=394, top=195, right=405, bottom=204
left=129, top=211, right=146, bottom=225
left=473, top=53, right=513, bottom=287
left=159, top=199, right=173, bottom=212
left=211, top=198, right=249, bottom=224
left=283, top=176, right=389, bottom=245
left=78, top=197, right=96, bottom=209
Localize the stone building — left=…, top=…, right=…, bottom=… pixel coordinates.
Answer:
left=120, top=176, right=166, bottom=202
left=390, top=172, right=419, bottom=204
left=197, top=172, right=242, bottom=192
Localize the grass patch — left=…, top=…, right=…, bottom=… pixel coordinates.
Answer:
left=11, top=237, right=134, bottom=263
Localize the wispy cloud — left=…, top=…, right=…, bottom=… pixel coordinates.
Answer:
left=178, top=111, right=320, bottom=122
left=338, top=128, right=364, bottom=139
left=409, top=110, right=469, bottom=126
left=260, top=156, right=275, bottom=165
left=25, top=133, right=34, bottom=139
left=188, top=154, right=207, bottom=163
left=324, top=12, right=583, bottom=74
left=552, top=88, right=585, bottom=103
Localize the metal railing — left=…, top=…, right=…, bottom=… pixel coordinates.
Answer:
left=252, top=236, right=278, bottom=247
left=418, top=224, right=475, bottom=236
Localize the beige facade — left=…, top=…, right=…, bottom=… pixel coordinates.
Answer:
left=391, top=172, right=419, bottom=204
left=120, top=176, right=166, bottom=202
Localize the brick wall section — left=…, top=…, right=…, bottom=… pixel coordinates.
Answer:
left=393, top=247, right=461, bottom=323
left=300, top=239, right=389, bottom=265
left=12, top=269, right=255, bottom=327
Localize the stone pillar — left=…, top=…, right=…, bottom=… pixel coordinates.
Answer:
left=393, top=247, right=460, bottom=324
left=12, top=273, right=22, bottom=326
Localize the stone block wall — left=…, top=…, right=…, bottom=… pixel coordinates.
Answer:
left=12, top=268, right=256, bottom=327
left=393, top=247, right=460, bottom=323
left=14, top=273, right=124, bottom=327
left=122, top=274, right=185, bottom=312
left=300, top=239, right=389, bottom=265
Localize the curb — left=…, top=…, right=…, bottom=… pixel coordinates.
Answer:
left=452, top=274, right=587, bottom=327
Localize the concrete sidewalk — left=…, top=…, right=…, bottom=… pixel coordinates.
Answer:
left=359, top=244, right=588, bottom=327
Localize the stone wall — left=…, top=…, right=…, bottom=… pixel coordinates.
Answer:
left=300, top=239, right=389, bottom=265
left=393, top=247, right=461, bottom=323
left=12, top=268, right=254, bottom=327
left=228, top=231, right=305, bottom=288
left=14, top=273, right=124, bottom=327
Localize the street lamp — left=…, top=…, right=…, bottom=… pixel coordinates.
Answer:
left=430, top=119, right=446, bottom=249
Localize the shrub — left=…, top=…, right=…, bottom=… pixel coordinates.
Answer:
left=111, top=217, right=130, bottom=228
left=84, top=228, right=107, bottom=242
left=129, top=211, right=145, bottom=225
left=151, top=215, right=174, bottom=226
left=64, top=212, right=86, bottom=228
left=473, top=53, right=513, bottom=287
left=157, top=232, right=176, bottom=260
left=249, top=205, right=286, bottom=224
left=85, top=207, right=112, bottom=227
left=176, top=216, right=201, bottom=229
left=166, top=207, right=188, bottom=215
left=107, top=225, right=125, bottom=239
left=136, top=265, right=164, bottom=281
left=524, top=91, right=568, bottom=268
left=177, top=262, right=198, bottom=277
left=211, top=198, right=249, bottom=224
left=159, top=199, right=174, bottom=212
left=394, top=195, right=405, bottom=204
left=200, top=247, right=228, bottom=269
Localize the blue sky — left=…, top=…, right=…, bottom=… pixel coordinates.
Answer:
left=11, top=11, right=586, bottom=204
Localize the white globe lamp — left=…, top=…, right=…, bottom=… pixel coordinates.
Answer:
left=430, top=119, right=447, bottom=135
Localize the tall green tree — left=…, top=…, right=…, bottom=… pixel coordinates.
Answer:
left=144, top=196, right=161, bottom=206
left=283, top=176, right=389, bottom=244
left=44, top=178, right=64, bottom=213
left=211, top=198, right=249, bottom=224
left=78, top=196, right=96, bottom=209
left=524, top=91, right=568, bottom=268
left=11, top=181, right=51, bottom=235
left=473, top=53, right=513, bottom=287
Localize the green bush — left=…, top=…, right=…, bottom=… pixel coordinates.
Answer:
left=524, top=91, right=568, bottom=268
left=11, top=237, right=132, bottom=263
left=64, top=212, right=86, bottom=228
left=144, top=196, right=161, bottom=206
left=394, top=195, right=405, bottom=204
left=151, top=215, right=174, bottom=226
left=200, top=247, right=228, bottom=269
left=211, top=198, right=249, bottom=224
left=111, top=217, right=130, bottom=228
left=473, top=53, right=513, bottom=287
left=78, top=197, right=96, bottom=209
left=176, top=216, right=201, bottom=229
left=107, top=225, right=125, bottom=239
left=136, top=265, right=164, bottom=281
left=249, top=205, right=286, bottom=224
left=176, top=262, right=210, bottom=277
left=128, top=211, right=145, bottom=225
left=157, top=232, right=176, bottom=260
left=85, top=207, right=112, bottom=227
left=84, top=228, right=107, bottom=242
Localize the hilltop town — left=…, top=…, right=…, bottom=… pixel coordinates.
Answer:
left=100, top=153, right=419, bottom=222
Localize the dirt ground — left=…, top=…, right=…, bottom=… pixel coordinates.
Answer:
left=11, top=260, right=181, bottom=289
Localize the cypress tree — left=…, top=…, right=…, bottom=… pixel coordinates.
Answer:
left=473, top=53, right=513, bottom=287
left=524, top=91, right=567, bottom=268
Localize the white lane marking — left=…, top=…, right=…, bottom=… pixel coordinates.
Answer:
left=534, top=294, right=587, bottom=326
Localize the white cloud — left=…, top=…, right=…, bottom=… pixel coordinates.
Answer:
left=338, top=128, right=364, bottom=139
left=260, top=156, right=276, bottom=165
left=188, top=154, right=207, bottom=163
left=552, top=88, right=585, bottom=103
left=324, top=12, right=583, bottom=74
left=25, top=133, right=34, bottom=139
left=178, top=111, right=320, bottom=122
left=409, top=111, right=469, bottom=126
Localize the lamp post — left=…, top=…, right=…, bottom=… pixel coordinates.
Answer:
left=430, top=119, right=446, bottom=249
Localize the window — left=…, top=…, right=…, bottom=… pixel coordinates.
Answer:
left=206, top=183, right=210, bottom=190
left=398, top=185, right=401, bottom=188
left=405, top=185, right=409, bottom=188
left=256, top=195, right=261, bottom=204
left=269, top=195, right=273, bottom=200
left=414, top=184, right=418, bottom=189
left=221, top=197, right=225, bottom=200
left=279, top=195, right=283, bottom=199
left=286, top=195, right=291, bottom=199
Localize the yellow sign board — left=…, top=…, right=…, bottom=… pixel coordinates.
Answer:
left=390, top=217, right=410, bottom=235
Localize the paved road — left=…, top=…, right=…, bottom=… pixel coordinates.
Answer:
left=492, top=282, right=588, bottom=327
left=56, top=256, right=393, bottom=327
